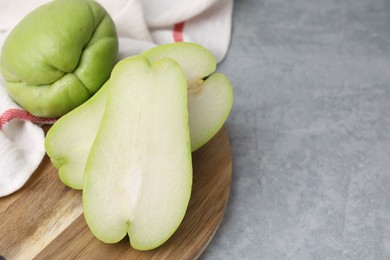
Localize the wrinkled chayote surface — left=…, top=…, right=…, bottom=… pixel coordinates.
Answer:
left=0, top=0, right=118, bottom=117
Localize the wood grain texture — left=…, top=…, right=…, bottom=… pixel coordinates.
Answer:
left=0, top=126, right=232, bottom=260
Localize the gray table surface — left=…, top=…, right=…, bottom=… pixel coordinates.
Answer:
left=201, top=0, right=390, bottom=259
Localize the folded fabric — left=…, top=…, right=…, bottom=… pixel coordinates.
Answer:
left=0, top=0, right=233, bottom=197
left=0, top=82, right=56, bottom=197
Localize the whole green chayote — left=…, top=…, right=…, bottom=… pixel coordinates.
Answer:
left=0, top=0, right=118, bottom=117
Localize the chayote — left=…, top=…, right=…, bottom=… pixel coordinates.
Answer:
left=0, top=0, right=118, bottom=117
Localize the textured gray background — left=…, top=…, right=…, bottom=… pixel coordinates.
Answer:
left=201, top=0, right=390, bottom=259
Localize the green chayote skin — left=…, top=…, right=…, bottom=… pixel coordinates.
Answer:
left=0, top=0, right=118, bottom=117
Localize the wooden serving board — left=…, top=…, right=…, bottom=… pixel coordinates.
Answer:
left=0, top=126, right=232, bottom=260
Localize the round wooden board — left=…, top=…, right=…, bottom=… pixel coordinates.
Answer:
left=0, top=126, right=232, bottom=260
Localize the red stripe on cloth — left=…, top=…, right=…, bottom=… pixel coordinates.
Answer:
left=173, top=22, right=185, bottom=42
left=0, top=108, right=57, bottom=129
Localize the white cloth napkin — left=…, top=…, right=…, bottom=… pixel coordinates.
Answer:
left=0, top=0, right=233, bottom=197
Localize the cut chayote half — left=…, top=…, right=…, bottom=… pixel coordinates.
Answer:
left=0, top=0, right=118, bottom=117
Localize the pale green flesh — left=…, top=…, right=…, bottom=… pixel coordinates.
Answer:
left=45, top=81, right=109, bottom=189
left=45, top=42, right=232, bottom=190
left=83, top=55, right=192, bottom=250
left=189, top=73, right=233, bottom=151
left=142, top=42, right=216, bottom=84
